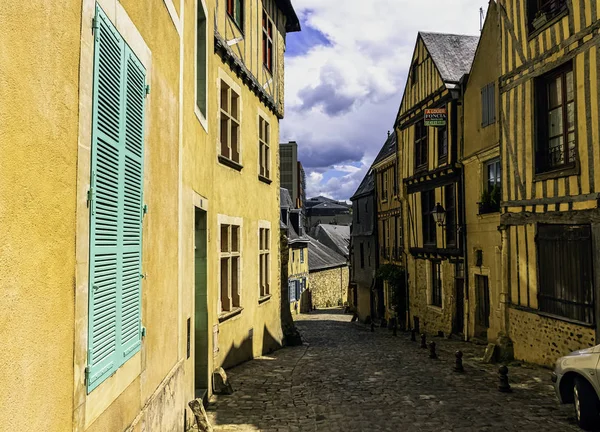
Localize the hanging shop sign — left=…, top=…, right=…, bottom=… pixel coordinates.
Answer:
left=424, top=108, right=447, bottom=127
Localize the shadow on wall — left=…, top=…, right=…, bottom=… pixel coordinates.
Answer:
left=219, top=325, right=284, bottom=371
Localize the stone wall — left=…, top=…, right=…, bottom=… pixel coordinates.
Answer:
left=310, top=266, right=349, bottom=308
left=408, top=258, right=456, bottom=336
left=509, top=307, right=596, bottom=366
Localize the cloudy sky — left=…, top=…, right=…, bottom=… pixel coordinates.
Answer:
left=280, top=0, right=486, bottom=202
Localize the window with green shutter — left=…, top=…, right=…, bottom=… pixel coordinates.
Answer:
left=87, top=4, right=146, bottom=393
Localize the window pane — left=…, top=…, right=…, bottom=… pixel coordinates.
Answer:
left=220, top=84, right=229, bottom=113
left=549, top=137, right=565, bottom=166
left=221, top=225, right=229, bottom=253
left=495, top=161, right=501, bottom=184
left=548, top=76, right=562, bottom=108
left=566, top=71, right=574, bottom=101
left=265, top=229, right=270, bottom=250
left=548, top=107, right=563, bottom=137
left=230, top=92, right=239, bottom=120
left=220, top=258, right=230, bottom=311
left=231, top=257, right=239, bottom=307
left=231, top=225, right=239, bottom=252
left=220, top=117, right=229, bottom=157
left=567, top=101, right=575, bottom=132
left=231, top=121, right=239, bottom=162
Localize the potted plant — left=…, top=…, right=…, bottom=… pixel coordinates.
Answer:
left=478, top=186, right=500, bottom=214
left=532, top=10, right=548, bottom=30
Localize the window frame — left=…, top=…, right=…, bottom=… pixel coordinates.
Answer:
left=444, top=184, right=456, bottom=248
left=219, top=223, right=241, bottom=314
left=258, top=227, right=270, bottom=299
left=536, top=224, right=594, bottom=325
left=526, top=0, right=569, bottom=35
left=194, top=0, right=208, bottom=128
left=262, top=9, right=274, bottom=73
left=481, top=82, right=496, bottom=128
left=258, top=115, right=271, bottom=181
left=431, top=261, right=442, bottom=307
left=534, top=62, right=576, bottom=174
left=421, top=190, right=436, bottom=247
left=480, top=158, right=501, bottom=214
left=219, top=79, right=242, bottom=169
left=437, top=125, right=448, bottom=163
left=227, top=0, right=244, bottom=32
left=415, top=120, right=428, bottom=171
left=381, top=170, right=388, bottom=202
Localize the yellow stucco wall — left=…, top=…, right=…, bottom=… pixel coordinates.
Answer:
left=462, top=3, right=503, bottom=343
left=182, top=0, right=285, bottom=381
left=0, top=1, right=82, bottom=430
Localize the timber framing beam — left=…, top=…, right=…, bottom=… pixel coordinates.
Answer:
left=501, top=208, right=600, bottom=226
left=214, top=31, right=283, bottom=119
left=404, top=164, right=461, bottom=194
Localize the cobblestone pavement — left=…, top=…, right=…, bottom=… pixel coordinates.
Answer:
left=206, top=308, right=583, bottom=432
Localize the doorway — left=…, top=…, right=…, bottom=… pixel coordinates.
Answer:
left=194, top=208, right=209, bottom=398
left=453, top=262, right=465, bottom=335
left=474, top=274, right=490, bottom=340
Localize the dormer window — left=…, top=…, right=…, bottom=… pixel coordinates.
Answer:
left=527, top=0, right=568, bottom=33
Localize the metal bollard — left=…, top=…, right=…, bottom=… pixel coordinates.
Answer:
left=393, top=323, right=398, bottom=337
left=420, top=333, right=427, bottom=349
left=498, top=365, right=512, bottom=392
left=370, top=322, right=375, bottom=332
left=428, top=341, right=438, bottom=359
left=411, top=329, right=416, bottom=342
left=454, top=351, right=464, bottom=372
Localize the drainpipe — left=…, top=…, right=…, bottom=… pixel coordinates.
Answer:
left=459, top=74, right=469, bottom=342
left=500, top=226, right=510, bottom=335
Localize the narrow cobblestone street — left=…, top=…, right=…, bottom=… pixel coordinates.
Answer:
left=206, top=308, right=581, bottom=431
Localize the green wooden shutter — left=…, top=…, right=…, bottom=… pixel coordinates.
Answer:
left=120, top=46, right=146, bottom=362
left=87, top=4, right=125, bottom=392
left=87, top=4, right=146, bottom=392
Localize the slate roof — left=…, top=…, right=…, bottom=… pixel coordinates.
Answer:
left=310, top=202, right=350, bottom=211
left=372, top=131, right=397, bottom=166
left=305, top=196, right=349, bottom=208
left=312, top=224, right=350, bottom=258
left=307, top=236, right=347, bottom=272
left=275, top=0, right=301, bottom=33
left=351, top=169, right=374, bottom=200
left=420, top=32, right=480, bottom=86
left=280, top=188, right=294, bottom=209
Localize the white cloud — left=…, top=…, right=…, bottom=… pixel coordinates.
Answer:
left=281, top=0, right=486, bottom=200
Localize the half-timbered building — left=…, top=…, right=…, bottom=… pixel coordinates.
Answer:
left=395, top=32, right=479, bottom=335
left=462, top=3, right=504, bottom=344
left=373, top=131, right=404, bottom=323
left=497, top=0, right=600, bottom=365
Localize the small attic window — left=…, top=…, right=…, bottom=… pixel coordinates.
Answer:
left=411, top=63, right=418, bottom=86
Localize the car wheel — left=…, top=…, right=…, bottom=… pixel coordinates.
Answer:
left=573, top=377, right=599, bottom=430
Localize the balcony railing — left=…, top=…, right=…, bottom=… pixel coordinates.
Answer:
left=538, top=144, right=576, bottom=172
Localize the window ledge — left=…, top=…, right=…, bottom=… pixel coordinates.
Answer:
left=218, top=155, right=243, bottom=172
left=527, top=9, right=569, bottom=40
left=438, top=156, right=448, bottom=166
left=218, top=307, right=243, bottom=323
left=258, top=175, right=272, bottom=185
left=427, top=305, right=443, bottom=313
left=258, top=295, right=272, bottom=304
left=534, top=162, right=578, bottom=182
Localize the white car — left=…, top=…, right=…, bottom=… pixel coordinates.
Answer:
left=553, top=346, right=600, bottom=430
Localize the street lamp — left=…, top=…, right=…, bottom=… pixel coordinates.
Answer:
left=431, top=202, right=446, bottom=227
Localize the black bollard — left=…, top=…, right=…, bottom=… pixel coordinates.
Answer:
left=393, top=323, right=398, bottom=337
left=370, top=322, right=375, bottom=332
left=420, top=333, right=427, bottom=349
left=454, top=351, right=464, bottom=373
left=498, top=365, right=512, bottom=392
left=411, top=329, right=416, bottom=342
left=429, top=341, right=438, bottom=359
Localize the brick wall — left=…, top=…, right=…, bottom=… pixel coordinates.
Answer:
left=310, top=266, right=349, bottom=308
left=509, top=307, right=596, bottom=366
